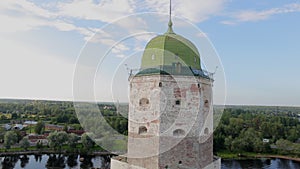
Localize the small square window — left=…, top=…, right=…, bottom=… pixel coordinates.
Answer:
left=175, top=100, right=181, bottom=105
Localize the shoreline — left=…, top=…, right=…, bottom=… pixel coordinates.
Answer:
left=218, top=152, right=300, bottom=163
left=254, top=155, right=300, bottom=162
left=1, top=151, right=300, bottom=163
left=0, top=150, right=114, bottom=156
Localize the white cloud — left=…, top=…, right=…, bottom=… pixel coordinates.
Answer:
left=220, top=20, right=236, bottom=25
left=0, top=0, right=92, bottom=36
left=57, top=0, right=135, bottom=23
left=0, top=14, right=45, bottom=33
left=0, top=0, right=227, bottom=57
left=143, top=0, right=225, bottom=22
left=0, top=38, right=75, bottom=100
left=0, top=0, right=227, bottom=101
left=0, top=0, right=56, bottom=18
left=222, top=3, right=300, bottom=24
left=0, top=0, right=226, bottom=35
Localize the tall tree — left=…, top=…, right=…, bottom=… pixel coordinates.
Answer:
left=35, top=121, right=45, bottom=134
left=47, top=131, right=68, bottom=151
left=20, top=137, right=30, bottom=151
left=68, top=133, right=80, bottom=149
left=4, top=131, right=18, bottom=149
left=81, top=133, right=95, bottom=151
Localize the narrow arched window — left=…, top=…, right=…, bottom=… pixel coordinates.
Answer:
left=159, top=82, right=162, bottom=87
left=152, top=54, right=155, bottom=60
left=204, top=100, right=209, bottom=107
left=176, top=62, right=182, bottom=73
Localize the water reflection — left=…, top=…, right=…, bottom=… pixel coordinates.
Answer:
left=0, top=154, right=111, bottom=169
left=34, top=154, right=42, bottom=162
left=80, top=155, right=93, bottom=169
left=3, top=155, right=298, bottom=169
left=20, top=155, right=29, bottom=168
left=67, top=155, right=78, bottom=168
left=2, top=155, right=19, bottom=169
left=222, top=158, right=300, bottom=169
left=46, top=154, right=66, bottom=168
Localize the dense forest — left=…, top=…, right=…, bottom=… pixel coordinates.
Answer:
left=214, top=108, right=300, bottom=156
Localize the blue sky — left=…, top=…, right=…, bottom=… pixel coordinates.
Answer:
left=0, top=0, right=299, bottom=106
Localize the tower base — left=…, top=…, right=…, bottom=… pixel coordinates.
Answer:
left=111, top=156, right=221, bottom=169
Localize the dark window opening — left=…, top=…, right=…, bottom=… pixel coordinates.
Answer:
left=198, top=83, right=200, bottom=88
left=179, top=161, right=182, bottom=165
left=175, top=100, right=181, bottom=105
left=139, top=98, right=149, bottom=106
left=138, top=126, right=147, bottom=134
left=159, top=82, right=162, bottom=87
left=204, top=128, right=209, bottom=135
left=173, top=129, right=185, bottom=137
left=204, top=100, right=209, bottom=107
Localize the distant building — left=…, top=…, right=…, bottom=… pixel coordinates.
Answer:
left=13, top=124, right=24, bottom=130
left=28, top=134, right=47, bottom=140
left=24, top=120, right=38, bottom=126
left=67, top=129, right=85, bottom=136
left=45, top=124, right=64, bottom=131
left=4, top=124, right=11, bottom=130
left=28, top=134, right=48, bottom=145
left=263, top=139, right=270, bottom=143
left=103, top=105, right=114, bottom=110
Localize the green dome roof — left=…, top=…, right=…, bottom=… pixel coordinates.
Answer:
left=141, top=24, right=201, bottom=71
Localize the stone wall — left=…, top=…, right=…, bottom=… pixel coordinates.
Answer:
left=126, top=74, right=214, bottom=169
left=111, top=158, right=146, bottom=169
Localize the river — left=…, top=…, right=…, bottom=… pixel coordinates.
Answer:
left=0, top=154, right=111, bottom=169
left=221, top=158, right=300, bottom=169
left=1, top=155, right=300, bottom=169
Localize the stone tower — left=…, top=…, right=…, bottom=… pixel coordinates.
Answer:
left=111, top=2, right=220, bottom=169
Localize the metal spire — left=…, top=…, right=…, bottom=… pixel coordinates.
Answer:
left=170, top=0, right=172, bottom=19
left=167, top=0, right=174, bottom=34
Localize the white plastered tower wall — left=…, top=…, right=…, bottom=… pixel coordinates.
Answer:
left=158, top=75, right=214, bottom=169
left=111, top=73, right=220, bottom=169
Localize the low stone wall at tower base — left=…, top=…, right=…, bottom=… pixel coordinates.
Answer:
left=203, top=156, right=221, bottom=169
left=111, top=156, right=221, bottom=169
left=111, top=158, right=145, bottom=169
